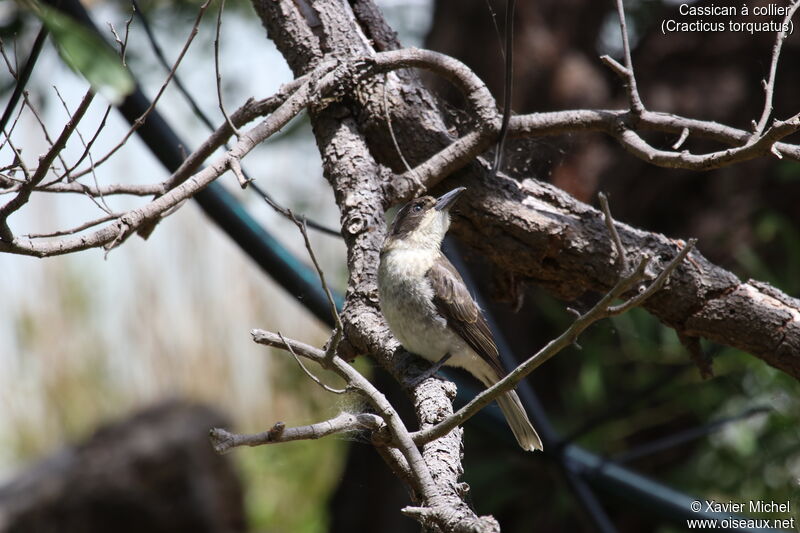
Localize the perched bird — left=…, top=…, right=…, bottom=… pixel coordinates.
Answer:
left=378, top=187, right=542, bottom=452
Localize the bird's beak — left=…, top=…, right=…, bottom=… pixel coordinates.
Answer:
left=435, top=187, right=466, bottom=211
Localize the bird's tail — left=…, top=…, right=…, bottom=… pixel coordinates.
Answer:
left=495, top=390, right=543, bottom=452
left=474, top=366, right=543, bottom=452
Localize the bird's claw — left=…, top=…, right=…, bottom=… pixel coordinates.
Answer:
left=404, top=353, right=452, bottom=388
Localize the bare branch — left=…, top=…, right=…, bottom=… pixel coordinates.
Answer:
left=598, top=192, right=627, bottom=273
left=23, top=212, right=121, bottom=239
left=0, top=59, right=341, bottom=255
left=107, top=5, right=134, bottom=67
left=608, top=239, right=696, bottom=315
left=209, top=412, right=384, bottom=453
left=278, top=331, right=346, bottom=394
left=752, top=0, right=800, bottom=138
left=51, top=86, right=113, bottom=214
left=21, top=90, right=72, bottom=179
left=0, top=90, right=94, bottom=242
left=263, top=197, right=344, bottom=362
left=368, top=48, right=500, bottom=133
left=160, top=83, right=306, bottom=193
left=69, top=0, right=213, bottom=181
left=611, top=0, right=644, bottom=116
left=214, top=0, right=240, bottom=138
left=28, top=182, right=163, bottom=196
left=1, top=132, right=31, bottom=182
left=58, top=104, right=112, bottom=181
left=227, top=156, right=251, bottom=189
left=508, top=108, right=800, bottom=170
left=672, top=127, right=689, bottom=150
left=0, top=39, right=18, bottom=79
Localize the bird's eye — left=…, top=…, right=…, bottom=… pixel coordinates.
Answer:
left=412, top=204, right=422, bottom=213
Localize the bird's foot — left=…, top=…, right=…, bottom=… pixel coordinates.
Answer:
left=404, top=353, right=452, bottom=388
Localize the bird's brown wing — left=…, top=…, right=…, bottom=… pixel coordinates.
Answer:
left=428, top=254, right=506, bottom=378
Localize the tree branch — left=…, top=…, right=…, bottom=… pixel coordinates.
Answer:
left=209, top=412, right=383, bottom=453
left=752, top=0, right=800, bottom=138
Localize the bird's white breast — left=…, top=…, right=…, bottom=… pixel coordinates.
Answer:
left=378, top=249, right=454, bottom=361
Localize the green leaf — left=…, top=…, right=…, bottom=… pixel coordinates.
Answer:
left=34, top=3, right=134, bottom=104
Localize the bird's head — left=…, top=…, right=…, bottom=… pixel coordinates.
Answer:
left=383, top=187, right=466, bottom=252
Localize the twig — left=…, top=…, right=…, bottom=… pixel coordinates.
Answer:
left=69, top=0, right=213, bottom=180
left=671, top=127, right=689, bottom=150
left=0, top=39, right=18, bottom=79
left=257, top=188, right=340, bottom=236
left=278, top=331, right=346, bottom=394
left=483, top=0, right=506, bottom=61
left=752, top=0, right=800, bottom=138
left=0, top=96, right=25, bottom=155
left=227, top=156, right=251, bottom=189
left=0, top=90, right=94, bottom=242
left=382, top=73, right=418, bottom=184
left=21, top=90, right=72, bottom=179
left=277, top=202, right=344, bottom=362
left=598, top=192, right=627, bottom=273
left=611, top=0, right=644, bottom=116
left=1, top=133, right=31, bottom=181
left=58, top=104, right=112, bottom=181
left=131, top=0, right=223, bottom=137
left=157, top=65, right=319, bottom=195
left=0, top=59, right=339, bottom=256
left=51, top=86, right=113, bottom=214
left=608, top=238, right=696, bottom=315
left=209, top=412, right=384, bottom=453
left=27, top=181, right=163, bottom=196
left=107, top=6, right=134, bottom=67
left=129, top=0, right=340, bottom=237
left=23, top=212, right=121, bottom=238
left=509, top=109, right=800, bottom=170
left=214, top=0, right=240, bottom=138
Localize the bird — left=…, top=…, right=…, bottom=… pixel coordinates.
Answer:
left=377, top=186, right=543, bottom=452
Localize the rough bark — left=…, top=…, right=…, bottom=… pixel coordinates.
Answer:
left=445, top=173, right=800, bottom=377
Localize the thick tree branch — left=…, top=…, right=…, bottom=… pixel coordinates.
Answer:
left=444, top=178, right=800, bottom=378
